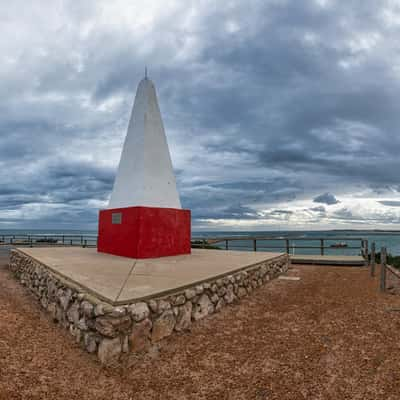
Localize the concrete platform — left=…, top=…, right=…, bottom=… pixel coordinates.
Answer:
left=17, top=247, right=283, bottom=305
left=290, top=254, right=365, bottom=266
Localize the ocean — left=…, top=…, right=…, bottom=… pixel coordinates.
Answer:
left=2, top=229, right=400, bottom=256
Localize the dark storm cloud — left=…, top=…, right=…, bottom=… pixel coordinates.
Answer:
left=2, top=0, right=400, bottom=229
left=313, top=193, right=340, bottom=205
left=379, top=201, right=400, bottom=207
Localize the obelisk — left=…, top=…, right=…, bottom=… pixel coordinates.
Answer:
left=97, top=75, right=191, bottom=259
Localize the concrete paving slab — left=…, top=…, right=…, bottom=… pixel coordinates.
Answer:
left=278, top=276, right=301, bottom=281
left=18, top=247, right=135, bottom=302
left=290, top=254, right=365, bottom=266
left=118, top=249, right=282, bottom=302
left=17, top=247, right=283, bottom=305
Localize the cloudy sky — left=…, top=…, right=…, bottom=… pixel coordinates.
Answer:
left=2, top=0, right=400, bottom=231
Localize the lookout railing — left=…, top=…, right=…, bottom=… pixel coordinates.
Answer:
left=0, top=234, right=98, bottom=248
left=1, top=233, right=369, bottom=258
left=191, top=236, right=368, bottom=257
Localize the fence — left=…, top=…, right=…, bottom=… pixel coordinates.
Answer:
left=2, top=233, right=369, bottom=259
left=192, top=236, right=367, bottom=257
left=0, top=234, right=98, bottom=248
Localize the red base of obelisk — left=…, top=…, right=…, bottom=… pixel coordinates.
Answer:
left=97, top=206, right=191, bottom=259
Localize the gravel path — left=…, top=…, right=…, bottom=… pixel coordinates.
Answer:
left=1, top=248, right=400, bottom=399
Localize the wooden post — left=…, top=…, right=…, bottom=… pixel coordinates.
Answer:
left=225, top=240, right=228, bottom=250
left=370, top=242, right=375, bottom=277
left=380, top=247, right=387, bottom=292
left=285, top=239, right=290, bottom=254
left=320, top=239, right=324, bottom=256
left=364, top=239, right=369, bottom=265
left=253, top=239, right=257, bottom=252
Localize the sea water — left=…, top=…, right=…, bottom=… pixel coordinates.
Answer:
left=1, top=229, right=400, bottom=256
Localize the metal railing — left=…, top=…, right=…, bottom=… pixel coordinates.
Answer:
left=192, top=236, right=367, bottom=257
left=1, top=233, right=369, bottom=260
left=369, top=244, right=400, bottom=293
left=0, top=234, right=98, bottom=248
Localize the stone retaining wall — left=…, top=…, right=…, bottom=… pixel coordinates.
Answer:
left=9, top=249, right=289, bottom=365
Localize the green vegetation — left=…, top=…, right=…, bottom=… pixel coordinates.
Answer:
left=373, top=252, right=400, bottom=269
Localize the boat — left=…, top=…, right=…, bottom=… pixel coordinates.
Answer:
left=330, top=242, right=348, bottom=248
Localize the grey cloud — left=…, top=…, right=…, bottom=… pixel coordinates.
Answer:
left=313, top=193, right=340, bottom=205
left=1, top=0, right=400, bottom=229
left=379, top=201, right=400, bottom=207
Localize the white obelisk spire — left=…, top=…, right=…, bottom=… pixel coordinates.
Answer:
left=108, top=76, right=182, bottom=209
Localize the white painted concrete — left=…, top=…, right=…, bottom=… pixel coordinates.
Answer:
left=108, top=78, right=181, bottom=209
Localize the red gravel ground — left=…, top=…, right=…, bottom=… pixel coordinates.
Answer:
left=2, top=249, right=400, bottom=400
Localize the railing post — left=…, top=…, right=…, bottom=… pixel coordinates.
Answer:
left=62, top=235, right=65, bottom=245
left=320, top=239, right=324, bottom=256
left=225, top=240, right=228, bottom=250
left=253, top=239, right=257, bottom=252
left=380, top=247, right=387, bottom=292
left=84, top=239, right=87, bottom=248
left=364, top=240, right=369, bottom=265
left=370, top=242, right=375, bottom=277
left=285, top=239, right=290, bottom=254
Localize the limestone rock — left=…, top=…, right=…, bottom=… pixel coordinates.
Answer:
left=77, top=292, right=85, bottom=301
left=131, top=318, right=152, bottom=352
left=158, top=300, right=171, bottom=313
left=173, top=295, right=186, bottom=306
left=55, top=305, right=63, bottom=322
left=217, top=286, right=226, bottom=297
left=224, top=288, right=236, bottom=304
left=59, top=289, right=72, bottom=311
left=195, top=285, right=204, bottom=295
left=237, top=287, right=247, bottom=298
left=81, top=301, right=94, bottom=318
left=77, top=318, right=88, bottom=331
left=152, top=310, right=175, bottom=342
left=40, top=296, right=48, bottom=310
left=175, top=302, right=192, bottom=332
left=122, top=335, right=129, bottom=353
left=192, top=294, right=214, bottom=321
left=148, top=299, right=158, bottom=313
left=94, top=303, right=105, bottom=317
left=94, top=315, right=131, bottom=338
left=98, top=338, right=121, bottom=365
left=184, top=288, right=196, bottom=300
left=129, top=302, right=150, bottom=322
left=66, top=303, right=80, bottom=324
left=47, top=302, right=57, bottom=319
left=109, top=306, right=126, bottom=318
left=210, top=294, right=219, bottom=304
left=215, top=298, right=225, bottom=312
left=84, top=333, right=98, bottom=353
